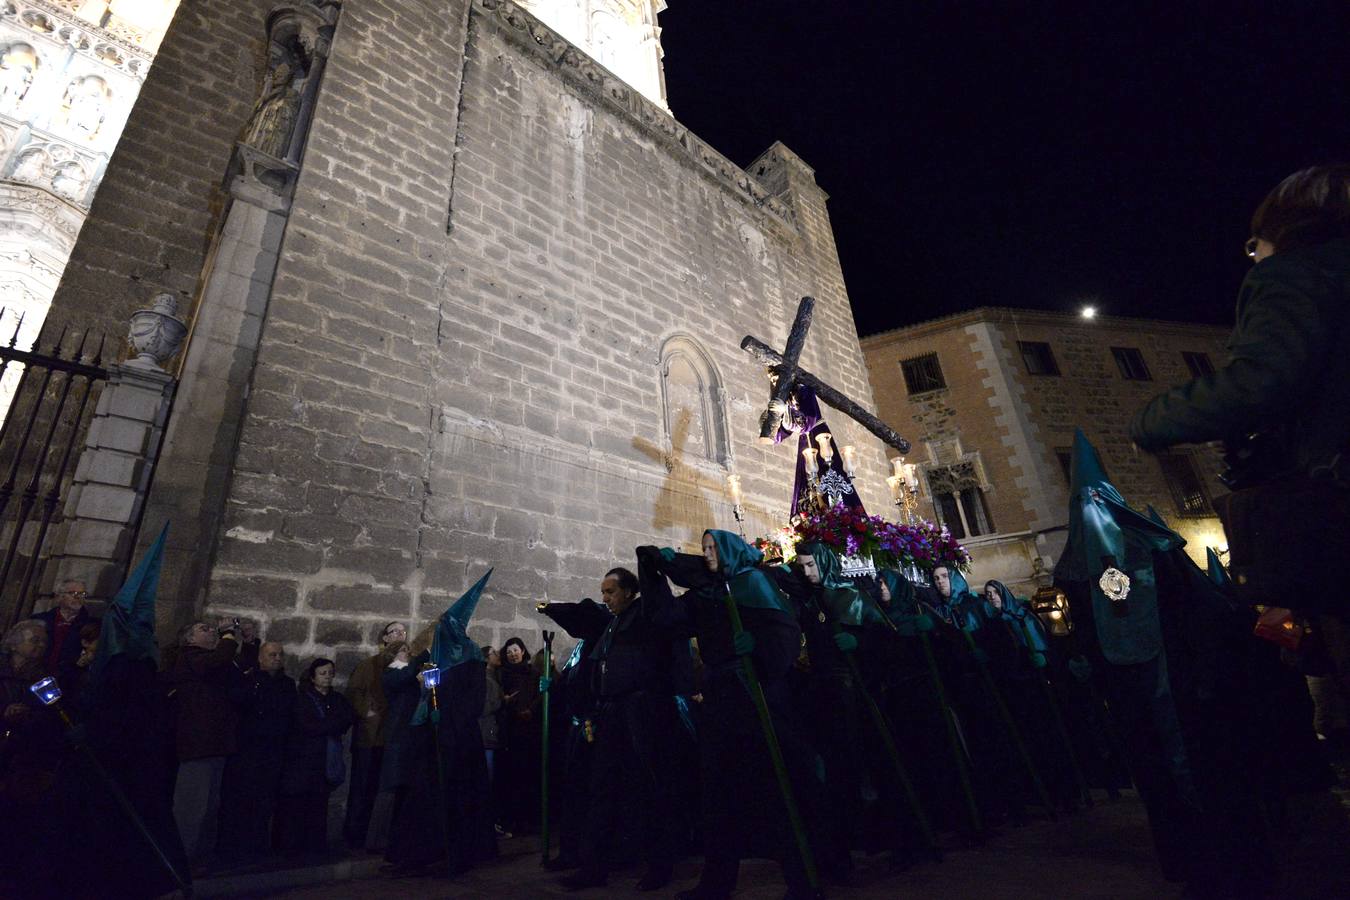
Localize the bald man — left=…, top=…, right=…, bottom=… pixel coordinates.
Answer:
left=219, top=641, right=297, bottom=855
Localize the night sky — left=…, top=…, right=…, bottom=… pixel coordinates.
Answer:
left=660, top=2, right=1350, bottom=335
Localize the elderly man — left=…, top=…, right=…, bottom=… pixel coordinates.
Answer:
left=344, top=621, right=405, bottom=850
left=31, top=579, right=95, bottom=682
left=218, top=641, right=296, bottom=855
left=162, top=618, right=240, bottom=867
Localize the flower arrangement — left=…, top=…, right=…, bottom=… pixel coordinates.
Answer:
left=774, top=505, right=971, bottom=574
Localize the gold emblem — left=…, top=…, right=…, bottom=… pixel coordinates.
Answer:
left=817, top=611, right=827, bottom=623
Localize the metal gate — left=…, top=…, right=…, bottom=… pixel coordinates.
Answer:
left=0, top=317, right=107, bottom=630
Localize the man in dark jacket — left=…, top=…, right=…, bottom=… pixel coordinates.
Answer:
left=162, top=618, right=241, bottom=866
left=30, top=579, right=94, bottom=684
left=218, top=641, right=296, bottom=855
left=561, top=568, right=682, bottom=893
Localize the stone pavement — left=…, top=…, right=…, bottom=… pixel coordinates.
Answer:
left=204, top=777, right=1350, bottom=900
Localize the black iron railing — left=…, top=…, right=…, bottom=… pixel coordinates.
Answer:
left=0, top=313, right=107, bottom=630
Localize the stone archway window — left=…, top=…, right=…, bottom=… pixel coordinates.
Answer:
left=658, top=334, right=730, bottom=466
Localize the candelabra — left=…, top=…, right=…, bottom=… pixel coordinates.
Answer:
left=886, top=456, right=921, bottom=524
left=727, top=473, right=747, bottom=540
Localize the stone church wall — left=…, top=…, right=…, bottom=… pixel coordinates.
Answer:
left=45, top=0, right=894, bottom=668
left=201, top=0, right=891, bottom=667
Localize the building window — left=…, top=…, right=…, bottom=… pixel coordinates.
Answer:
left=927, top=461, right=995, bottom=538
left=1018, top=341, right=1060, bottom=376
left=658, top=334, right=730, bottom=465
left=1111, top=346, right=1151, bottom=381
left=1182, top=351, right=1215, bottom=377
left=900, top=352, right=946, bottom=394
left=1157, top=451, right=1213, bottom=518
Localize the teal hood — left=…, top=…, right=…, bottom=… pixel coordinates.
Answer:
left=704, top=529, right=793, bottom=615
left=983, top=579, right=1048, bottom=653
left=92, top=523, right=167, bottom=680
left=412, top=569, right=492, bottom=726
left=877, top=568, right=926, bottom=633
left=798, top=541, right=866, bottom=626
left=1054, top=430, right=1183, bottom=664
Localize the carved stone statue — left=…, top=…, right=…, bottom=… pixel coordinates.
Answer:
left=63, top=76, right=108, bottom=139
left=0, top=45, right=36, bottom=110
left=241, top=60, right=301, bottom=159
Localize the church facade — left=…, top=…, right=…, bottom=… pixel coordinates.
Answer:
left=39, top=0, right=891, bottom=667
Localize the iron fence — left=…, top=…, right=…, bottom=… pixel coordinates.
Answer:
left=0, top=314, right=107, bottom=630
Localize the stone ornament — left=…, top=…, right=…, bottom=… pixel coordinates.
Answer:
left=127, top=292, right=188, bottom=370
left=0, top=41, right=38, bottom=110
left=1098, top=567, right=1131, bottom=603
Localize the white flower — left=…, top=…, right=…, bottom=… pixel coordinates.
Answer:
left=1098, top=567, right=1131, bottom=602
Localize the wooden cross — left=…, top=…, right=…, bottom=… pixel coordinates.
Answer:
left=741, top=296, right=912, bottom=454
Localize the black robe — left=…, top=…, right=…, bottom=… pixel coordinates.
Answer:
left=637, top=546, right=816, bottom=894
left=386, top=660, right=496, bottom=873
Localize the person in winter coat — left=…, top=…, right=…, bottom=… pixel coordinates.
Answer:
left=276, top=658, right=355, bottom=854
left=497, top=636, right=541, bottom=833
left=161, top=618, right=242, bottom=866
left=218, top=641, right=297, bottom=854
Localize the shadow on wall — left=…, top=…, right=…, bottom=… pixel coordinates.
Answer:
left=633, top=408, right=718, bottom=545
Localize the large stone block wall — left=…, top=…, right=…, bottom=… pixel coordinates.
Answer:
left=191, top=0, right=892, bottom=671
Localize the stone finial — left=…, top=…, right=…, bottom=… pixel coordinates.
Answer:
left=127, top=292, right=188, bottom=370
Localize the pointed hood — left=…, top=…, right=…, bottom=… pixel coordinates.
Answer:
left=432, top=569, right=492, bottom=671
left=92, top=523, right=166, bottom=680
left=1145, top=505, right=1169, bottom=528
left=1054, top=430, right=1182, bottom=664
left=704, top=529, right=793, bottom=615
left=798, top=541, right=866, bottom=626
left=1206, top=548, right=1232, bottom=587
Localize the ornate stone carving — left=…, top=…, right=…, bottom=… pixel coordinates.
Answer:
left=0, top=41, right=36, bottom=110
left=237, top=1, right=340, bottom=165
left=127, top=292, right=188, bottom=370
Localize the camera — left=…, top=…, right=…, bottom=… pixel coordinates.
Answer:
left=217, top=617, right=241, bottom=636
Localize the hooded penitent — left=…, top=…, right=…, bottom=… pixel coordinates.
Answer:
left=92, top=522, right=167, bottom=681
left=412, top=569, right=492, bottom=724
left=704, top=529, right=794, bottom=617
left=983, top=580, right=1048, bottom=654
left=797, top=541, right=866, bottom=626
left=1054, top=429, right=1184, bottom=665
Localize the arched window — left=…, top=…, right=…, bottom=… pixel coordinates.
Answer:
left=658, top=334, right=730, bottom=466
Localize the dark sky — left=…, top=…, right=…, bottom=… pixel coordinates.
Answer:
left=660, top=2, right=1350, bottom=335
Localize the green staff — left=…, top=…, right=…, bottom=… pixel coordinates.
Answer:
left=722, top=588, right=820, bottom=892
left=539, top=629, right=555, bottom=866
left=831, top=621, right=940, bottom=859
left=959, top=627, right=1056, bottom=817
left=869, top=591, right=983, bottom=837
left=1005, top=619, right=1092, bottom=809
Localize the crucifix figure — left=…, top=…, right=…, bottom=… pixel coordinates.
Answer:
left=742, top=296, right=912, bottom=455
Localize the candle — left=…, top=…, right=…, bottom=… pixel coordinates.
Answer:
left=815, top=432, right=833, bottom=463
left=904, top=463, right=920, bottom=493
left=890, top=456, right=905, bottom=479
left=886, top=474, right=903, bottom=502
left=841, top=445, right=856, bottom=477
left=727, top=473, right=743, bottom=506
left=802, top=447, right=818, bottom=477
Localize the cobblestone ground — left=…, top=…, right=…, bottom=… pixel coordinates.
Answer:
left=231, top=778, right=1350, bottom=900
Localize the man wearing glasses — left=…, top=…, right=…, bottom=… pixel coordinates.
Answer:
left=31, top=579, right=94, bottom=678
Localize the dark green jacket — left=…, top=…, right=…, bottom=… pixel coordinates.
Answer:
left=1130, top=238, right=1350, bottom=473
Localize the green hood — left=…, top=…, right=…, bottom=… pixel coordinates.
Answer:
left=1054, top=430, right=1182, bottom=664
left=92, top=523, right=167, bottom=681
left=877, top=568, right=924, bottom=632
left=704, top=529, right=793, bottom=615
left=798, top=541, right=866, bottom=626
